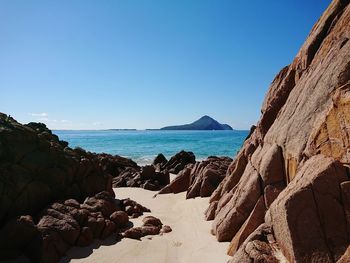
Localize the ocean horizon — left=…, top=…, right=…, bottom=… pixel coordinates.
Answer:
left=54, top=129, right=248, bottom=165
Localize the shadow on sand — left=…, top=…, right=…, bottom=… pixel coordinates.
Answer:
left=60, top=221, right=135, bottom=262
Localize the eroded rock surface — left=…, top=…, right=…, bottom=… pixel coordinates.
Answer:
left=158, top=156, right=232, bottom=199
left=0, top=115, right=170, bottom=262
left=0, top=114, right=115, bottom=224
left=206, top=1, right=350, bottom=262
left=112, top=150, right=195, bottom=190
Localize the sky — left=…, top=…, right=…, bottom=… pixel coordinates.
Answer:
left=0, top=0, right=331, bottom=130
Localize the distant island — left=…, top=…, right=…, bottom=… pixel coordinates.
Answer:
left=160, top=115, right=233, bottom=130
left=107, top=129, right=137, bottom=131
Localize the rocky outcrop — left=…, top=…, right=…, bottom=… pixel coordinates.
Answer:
left=0, top=114, right=169, bottom=262
left=157, top=166, right=193, bottom=195
left=158, top=156, right=232, bottom=198
left=186, top=156, right=232, bottom=199
left=206, top=0, right=350, bottom=262
left=112, top=151, right=195, bottom=190
left=112, top=164, right=170, bottom=190
left=0, top=188, right=161, bottom=262
left=122, top=215, right=172, bottom=240
left=0, top=114, right=115, bottom=225
left=268, top=156, right=349, bottom=262
left=96, top=153, right=139, bottom=178
left=162, top=150, right=196, bottom=174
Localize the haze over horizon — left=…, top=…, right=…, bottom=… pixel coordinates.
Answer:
left=0, top=0, right=331, bottom=130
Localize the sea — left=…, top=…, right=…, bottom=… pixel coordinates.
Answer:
left=54, top=130, right=248, bottom=166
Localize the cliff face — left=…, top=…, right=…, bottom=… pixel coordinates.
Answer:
left=206, top=0, right=350, bottom=262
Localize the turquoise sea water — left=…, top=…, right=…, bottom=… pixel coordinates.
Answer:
left=54, top=130, right=248, bottom=165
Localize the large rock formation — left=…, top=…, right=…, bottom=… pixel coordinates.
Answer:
left=0, top=114, right=168, bottom=262
left=112, top=150, right=195, bottom=190
left=206, top=0, right=350, bottom=262
left=158, top=156, right=232, bottom=198
left=0, top=114, right=113, bottom=224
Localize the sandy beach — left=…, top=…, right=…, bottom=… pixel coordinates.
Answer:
left=60, top=186, right=230, bottom=263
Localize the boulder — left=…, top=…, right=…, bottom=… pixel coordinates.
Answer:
left=140, top=225, right=161, bottom=236
left=229, top=224, right=279, bottom=263
left=0, top=215, right=40, bottom=260
left=160, top=225, right=172, bottom=234
left=76, top=227, right=93, bottom=247
left=158, top=156, right=231, bottom=199
left=158, top=167, right=192, bottom=194
left=110, top=211, right=129, bottom=227
left=270, top=156, right=349, bottom=262
left=163, top=150, right=196, bottom=174
left=123, top=227, right=143, bottom=240
left=186, top=156, right=232, bottom=199
left=153, top=153, right=168, bottom=166
left=142, top=216, right=162, bottom=227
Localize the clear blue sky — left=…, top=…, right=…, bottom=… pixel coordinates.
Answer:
left=0, top=0, right=330, bottom=130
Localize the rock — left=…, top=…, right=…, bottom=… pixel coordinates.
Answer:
left=160, top=225, right=172, bottom=234
left=0, top=114, right=160, bottom=262
left=64, top=199, right=80, bottom=209
left=0, top=215, right=40, bottom=260
left=76, top=227, right=93, bottom=247
left=163, top=150, right=196, bottom=174
left=111, top=161, right=170, bottom=190
left=158, top=166, right=192, bottom=194
left=186, top=156, right=232, bottom=199
left=340, top=181, right=350, bottom=234
left=81, top=191, right=117, bottom=217
left=212, top=162, right=262, bottom=242
left=337, top=246, right=350, bottom=263
left=37, top=211, right=80, bottom=246
left=158, top=156, right=231, bottom=199
left=123, top=227, right=143, bottom=240
left=39, top=231, right=70, bottom=263
left=270, top=156, right=349, bottom=262
left=142, top=216, right=162, bottom=227
left=0, top=113, right=126, bottom=261
left=100, top=219, right=116, bottom=239
left=140, top=165, right=155, bottom=180
left=205, top=1, right=350, bottom=261
left=96, top=153, right=139, bottom=178
left=140, top=225, right=161, bottom=236
left=204, top=201, right=218, bottom=221
left=143, top=181, right=158, bottom=191
left=153, top=153, right=167, bottom=166
left=121, top=198, right=151, bottom=217
left=227, top=196, right=266, bottom=256
left=263, top=182, right=285, bottom=208
left=110, top=211, right=129, bottom=227
left=154, top=171, right=170, bottom=186
left=258, top=144, right=285, bottom=186
left=122, top=217, right=170, bottom=239
left=229, top=224, right=279, bottom=263
left=86, top=214, right=105, bottom=238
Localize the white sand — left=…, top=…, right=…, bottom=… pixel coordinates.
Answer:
left=61, top=187, right=230, bottom=263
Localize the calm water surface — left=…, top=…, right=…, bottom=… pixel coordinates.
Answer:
left=54, top=130, right=248, bottom=165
